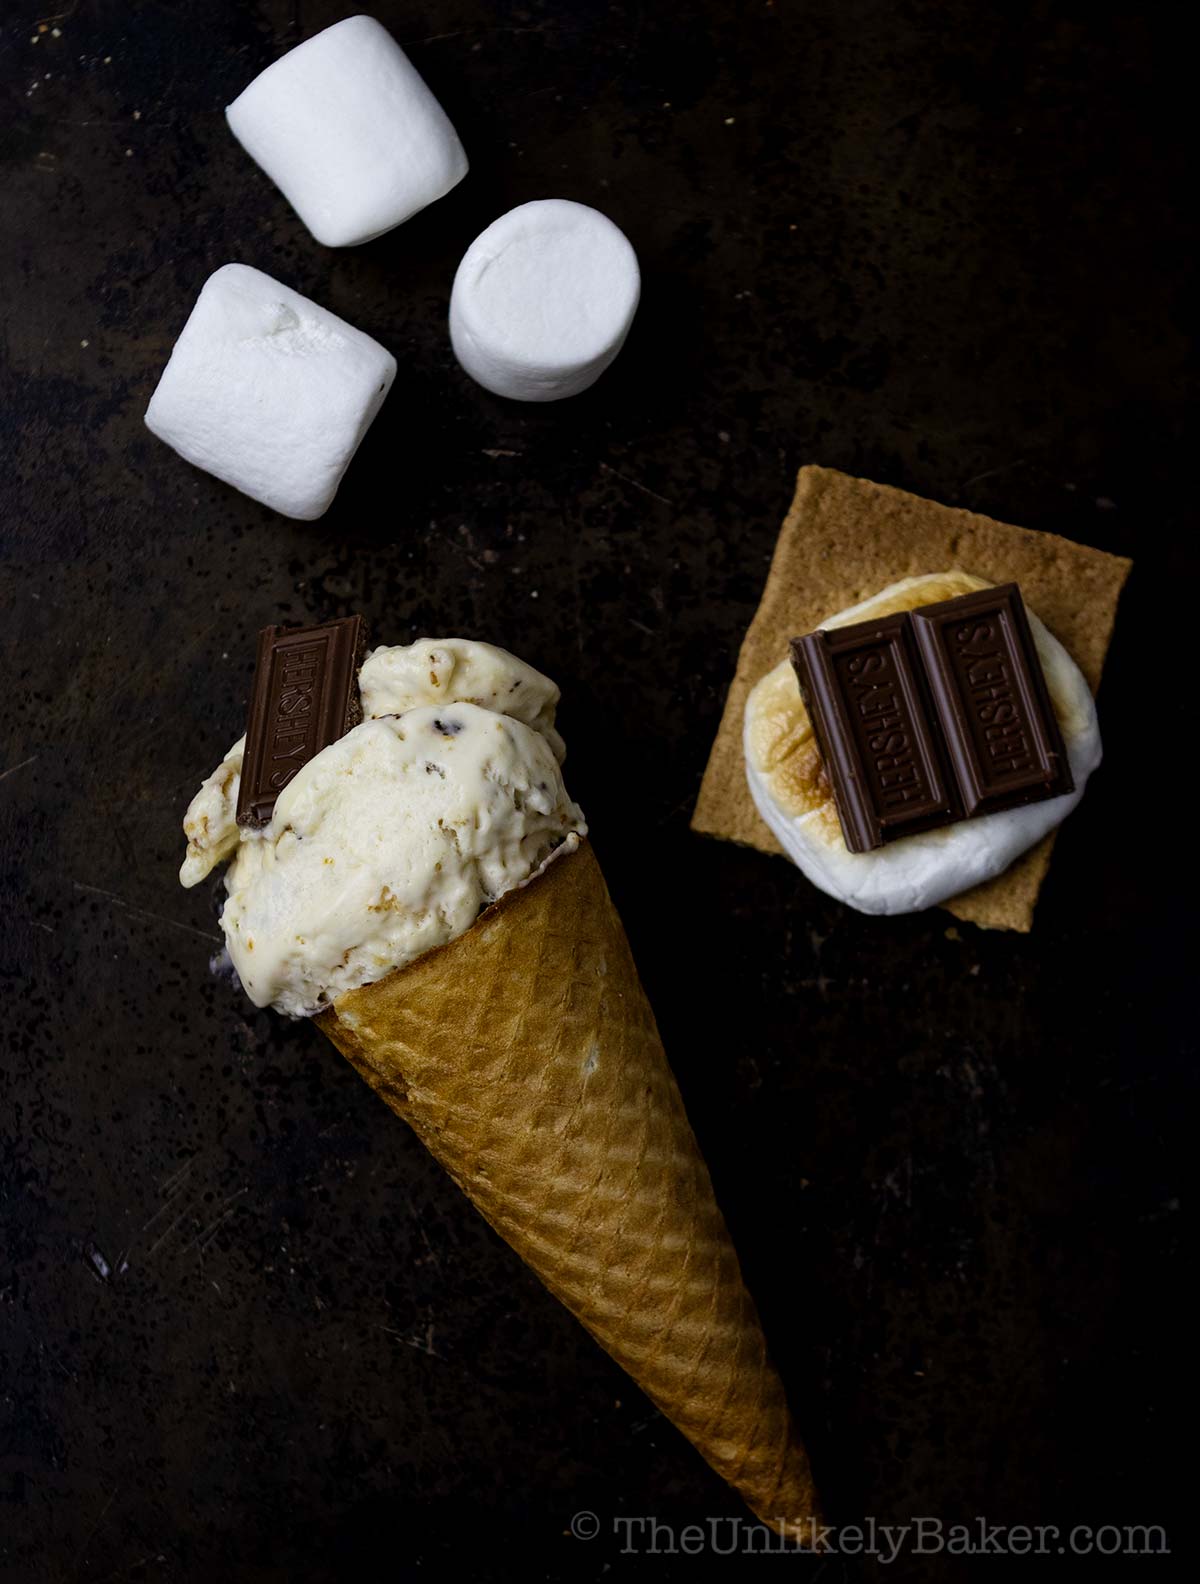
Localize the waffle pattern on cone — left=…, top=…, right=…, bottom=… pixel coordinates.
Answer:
left=317, top=841, right=819, bottom=1537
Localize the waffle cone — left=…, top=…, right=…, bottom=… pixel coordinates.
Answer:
left=316, top=838, right=819, bottom=1537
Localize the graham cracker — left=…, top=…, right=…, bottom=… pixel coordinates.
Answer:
left=692, top=466, right=1131, bottom=931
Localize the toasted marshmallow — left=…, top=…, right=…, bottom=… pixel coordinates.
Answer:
left=743, top=572, right=1101, bottom=915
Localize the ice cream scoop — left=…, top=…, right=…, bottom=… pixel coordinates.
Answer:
left=358, top=637, right=565, bottom=760
left=180, top=638, right=585, bottom=1016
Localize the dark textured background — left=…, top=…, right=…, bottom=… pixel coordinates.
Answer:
left=0, top=2, right=1193, bottom=1579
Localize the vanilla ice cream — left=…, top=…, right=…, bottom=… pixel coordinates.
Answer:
left=180, top=639, right=585, bottom=1016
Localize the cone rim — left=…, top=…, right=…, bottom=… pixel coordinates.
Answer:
left=316, top=833, right=587, bottom=1027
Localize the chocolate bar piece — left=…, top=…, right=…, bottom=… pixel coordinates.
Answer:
left=236, top=615, right=366, bottom=828
left=910, top=583, right=1073, bottom=817
left=791, top=583, right=1073, bottom=853
left=790, top=616, right=960, bottom=852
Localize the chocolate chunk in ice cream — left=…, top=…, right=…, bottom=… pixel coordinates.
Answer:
left=236, top=615, right=367, bottom=828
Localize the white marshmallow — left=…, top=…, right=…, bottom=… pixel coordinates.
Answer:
left=226, top=15, right=468, bottom=248
left=144, top=263, right=396, bottom=521
left=449, top=199, right=639, bottom=401
left=743, top=574, right=1103, bottom=916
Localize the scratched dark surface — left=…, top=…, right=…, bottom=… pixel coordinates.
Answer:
left=0, top=2, right=1193, bottom=1580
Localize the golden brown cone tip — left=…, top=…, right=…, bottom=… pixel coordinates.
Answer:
left=316, top=837, right=821, bottom=1540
